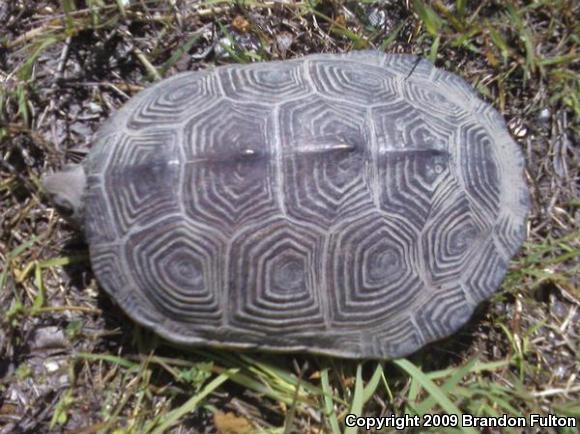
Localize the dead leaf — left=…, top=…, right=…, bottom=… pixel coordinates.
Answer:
left=232, top=15, right=251, bottom=33
left=214, top=410, right=254, bottom=434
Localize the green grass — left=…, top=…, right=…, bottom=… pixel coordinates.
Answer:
left=1, top=0, right=578, bottom=432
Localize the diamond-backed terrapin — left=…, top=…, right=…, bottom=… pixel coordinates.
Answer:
left=43, top=51, right=529, bottom=359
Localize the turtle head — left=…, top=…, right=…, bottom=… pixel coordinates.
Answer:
left=42, top=164, right=87, bottom=228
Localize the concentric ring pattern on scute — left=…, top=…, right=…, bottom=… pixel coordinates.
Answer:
left=181, top=101, right=279, bottom=232
left=228, top=218, right=326, bottom=333
left=86, top=51, right=529, bottom=359
left=279, top=96, right=375, bottom=227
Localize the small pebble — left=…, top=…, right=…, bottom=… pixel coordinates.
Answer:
left=214, top=37, right=233, bottom=59
left=551, top=298, right=569, bottom=318
left=88, top=102, right=103, bottom=114
left=44, top=360, right=60, bottom=373
left=70, top=122, right=94, bottom=138
left=508, top=118, right=528, bottom=138
left=537, top=107, right=551, bottom=123
left=232, top=15, right=251, bottom=33
left=276, top=32, right=294, bottom=56
left=235, top=33, right=260, bottom=54
left=554, top=365, right=567, bottom=378
left=513, top=125, right=527, bottom=138
left=29, top=326, right=67, bottom=351
left=367, top=8, right=386, bottom=29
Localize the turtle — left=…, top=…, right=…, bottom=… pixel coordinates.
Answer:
left=43, top=51, right=529, bottom=359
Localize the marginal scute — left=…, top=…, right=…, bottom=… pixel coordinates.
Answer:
left=383, top=54, right=434, bottom=79
left=414, top=285, right=474, bottom=342
left=84, top=182, right=117, bottom=244
left=91, top=243, right=163, bottom=326
left=85, top=51, right=529, bottom=359
left=434, top=68, right=480, bottom=104
left=370, top=317, right=423, bottom=359
left=87, top=132, right=120, bottom=174
left=494, top=211, right=527, bottom=258
left=90, top=244, right=129, bottom=299
left=461, top=240, right=508, bottom=304
left=309, top=50, right=386, bottom=66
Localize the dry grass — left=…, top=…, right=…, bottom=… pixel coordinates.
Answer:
left=0, top=1, right=578, bottom=433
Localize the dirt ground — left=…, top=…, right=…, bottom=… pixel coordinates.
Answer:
left=0, top=1, right=578, bottom=433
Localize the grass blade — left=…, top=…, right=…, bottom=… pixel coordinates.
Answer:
left=455, top=0, right=467, bottom=16
left=38, top=254, right=89, bottom=268
left=380, top=22, right=405, bottom=50
left=413, top=0, right=443, bottom=36
left=415, top=358, right=478, bottom=414
left=159, top=33, right=203, bottom=77
left=31, top=263, right=45, bottom=312
left=75, top=352, right=139, bottom=369
left=488, top=23, right=510, bottom=61
left=0, top=236, right=40, bottom=293
left=148, top=368, right=237, bottom=434
left=344, top=363, right=364, bottom=434
left=62, top=0, right=77, bottom=36
left=17, top=37, right=60, bottom=80
left=17, top=84, right=30, bottom=127
left=428, top=34, right=441, bottom=63
left=320, top=368, right=341, bottom=434
left=394, top=359, right=478, bottom=434
left=362, top=363, right=383, bottom=406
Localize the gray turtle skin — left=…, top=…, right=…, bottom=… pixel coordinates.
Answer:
left=44, top=51, right=529, bottom=359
